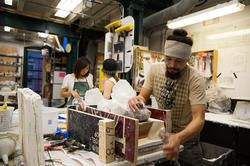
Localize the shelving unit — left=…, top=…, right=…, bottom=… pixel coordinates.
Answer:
left=0, top=91, right=17, bottom=105
left=51, top=51, right=67, bottom=107
left=42, top=48, right=67, bottom=107
left=132, top=46, right=164, bottom=92
left=0, top=46, right=23, bottom=107
left=189, top=50, right=218, bottom=82
left=0, top=54, right=23, bottom=87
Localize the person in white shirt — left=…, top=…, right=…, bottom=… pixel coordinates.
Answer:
left=61, top=56, right=93, bottom=106
left=102, top=58, right=119, bottom=99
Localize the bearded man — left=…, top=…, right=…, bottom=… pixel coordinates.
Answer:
left=128, top=29, right=206, bottom=166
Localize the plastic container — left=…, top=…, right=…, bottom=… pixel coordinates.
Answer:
left=41, top=106, right=59, bottom=134
left=201, top=142, right=233, bottom=166
left=0, top=132, right=19, bottom=164
left=0, top=106, right=14, bottom=132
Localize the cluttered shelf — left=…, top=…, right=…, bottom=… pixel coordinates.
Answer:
left=0, top=91, right=17, bottom=106
left=0, top=54, right=22, bottom=58
left=0, top=76, right=21, bottom=78
left=0, top=64, right=22, bottom=67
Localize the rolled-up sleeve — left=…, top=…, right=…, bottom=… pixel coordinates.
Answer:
left=142, top=65, right=155, bottom=91
left=189, top=74, right=206, bottom=105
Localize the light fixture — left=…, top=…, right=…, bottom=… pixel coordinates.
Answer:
left=38, top=32, right=48, bottom=38
left=208, top=28, right=250, bottom=39
left=4, top=0, right=12, bottom=6
left=167, top=0, right=245, bottom=29
left=4, top=26, right=11, bottom=32
left=55, top=0, right=82, bottom=18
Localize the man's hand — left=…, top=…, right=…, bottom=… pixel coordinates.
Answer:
left=162, top=133, right=181, bottom=161
left=128, top=96, right=145, bottom=112
left=71, top=90, right=80, bottom=98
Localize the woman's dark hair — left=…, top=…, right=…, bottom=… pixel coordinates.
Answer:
left=73, top=56, right=90, bottom=79
left=111, top=73, right=120, bottom=82
left=167, top=29, right=193, bottom=46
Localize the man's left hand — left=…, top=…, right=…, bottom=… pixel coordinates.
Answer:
left=162, top=133, right=181, bottom=161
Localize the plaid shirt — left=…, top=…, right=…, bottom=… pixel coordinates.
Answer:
left=143, top=63, right=205, bottom=133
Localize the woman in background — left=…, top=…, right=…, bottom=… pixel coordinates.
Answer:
left=61, top=56, right=93, bottom=106
left=102, top=58, right=119, bottom=99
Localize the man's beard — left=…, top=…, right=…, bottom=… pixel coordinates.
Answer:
left=165, top=68, right=181, bottom=79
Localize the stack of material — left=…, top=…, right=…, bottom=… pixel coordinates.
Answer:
left=17, top=88, right=44, bottom=166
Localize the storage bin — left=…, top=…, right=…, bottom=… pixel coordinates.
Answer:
left=41, top=106, right=59, bottom=134
left=201, top=142, right=234, bottom=166
left=0, top=106, right=14, bottom=131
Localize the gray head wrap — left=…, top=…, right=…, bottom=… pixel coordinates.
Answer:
left=164, top=40, right=191, bottom=60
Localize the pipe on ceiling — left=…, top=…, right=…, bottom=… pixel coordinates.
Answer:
left=143, top=0, right=200, bottom=31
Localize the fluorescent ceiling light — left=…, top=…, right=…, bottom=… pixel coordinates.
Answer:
left=38, top=32, right=49, bottom=38
left=4, top=26, right=11, bottom=32
left=167, top=0, right=245, bottom=29
left=55, top=10, right=70, bottom=18
left=4, top=0, right=12, bottom=6
left=55, top=0, right=82, bottom=18
left=208, top=28, right=250, bottom=39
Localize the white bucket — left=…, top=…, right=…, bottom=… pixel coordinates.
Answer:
left=0, top=106, right=14, bottom=132
left=41, top=106, right=59, bottom=135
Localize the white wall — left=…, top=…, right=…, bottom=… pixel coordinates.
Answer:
left=184, top=5, right=250, bottom=99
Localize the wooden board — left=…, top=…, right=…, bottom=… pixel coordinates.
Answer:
left=147, top=107, right=172, bottom=132
left=67, top=109, right=115, bottom=163
left=99, top=119, right=115, bottom=163
left=85, top=106, right=139, bottom=164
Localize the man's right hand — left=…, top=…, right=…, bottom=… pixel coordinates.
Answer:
left=128, top=96, right=145, bottom=112
left=162, top=133, right=181, bottom=161
left=71, top=90, right=80, bottom=98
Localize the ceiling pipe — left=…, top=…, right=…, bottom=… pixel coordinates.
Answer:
left=143, top=0, right=200, bottom=31
left=143, top=0, right=199, bottom=47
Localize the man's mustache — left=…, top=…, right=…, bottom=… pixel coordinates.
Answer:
left=168, top=68, right=179, bottom=72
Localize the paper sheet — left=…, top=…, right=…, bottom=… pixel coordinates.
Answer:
left=217, top=76, right=235, bottom=89
left=232, top=54, right=247, bottom=72
left=234, top=101, right=250, bottom=121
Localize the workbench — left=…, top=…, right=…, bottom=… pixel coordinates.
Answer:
left=1, top=120, right=168, bottom=166
left=201, top=112, right=250, bottom=165
left=205, top=112, right=250, bottom=129
left=45, top=149, right=167, bottom=166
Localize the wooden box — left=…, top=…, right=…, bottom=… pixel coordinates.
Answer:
left=67, top=108, right=115, bottom=163
left=85, top=106, right=171, bottom=164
